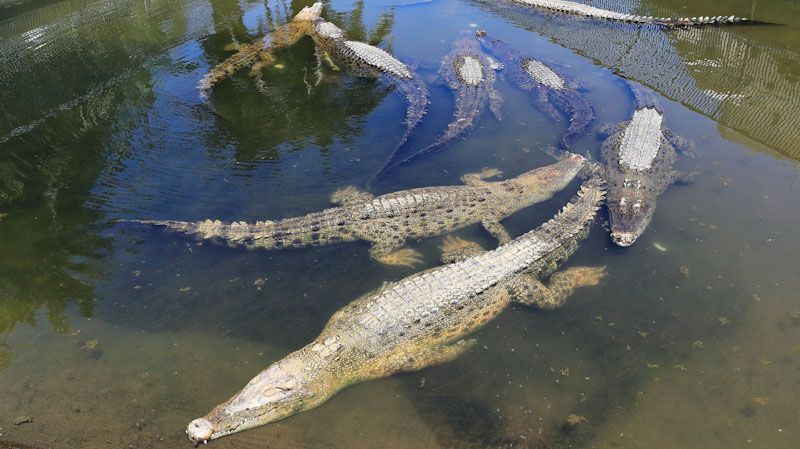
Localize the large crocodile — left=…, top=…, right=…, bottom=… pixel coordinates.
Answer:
left=373, top=37, right=502, bottom=179
left=197, top=3, right=322, bottom=97
left=196, top=3, right=428, bottom=152
left=185, top=167, right=606, bottom=443
left=600, top=82, right=693, bottom=246
left=308, top=16, right=429, bottom=169
left=476, top=30, right=594, bottom=150
left=509, top=0, right=758, bottom=27
left=133, top=155, right=586, bottom=267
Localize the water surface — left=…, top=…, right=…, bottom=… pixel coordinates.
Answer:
left=1, top=0, right=799, bottom=447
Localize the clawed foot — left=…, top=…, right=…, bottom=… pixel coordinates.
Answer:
left=376, top=248, right=424, bottom=268
left=440, top=235, right=484, bottom=263
left=461, top=167, right=502, bottom=186
left=331, top=186, right=373, bottom=206
left=223, top=42, right=241, bottom=52
left=567, top=265, right=607, bottom=288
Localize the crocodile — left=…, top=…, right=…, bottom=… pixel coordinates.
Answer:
left=508, top=0, right=759, bottom=27
left=476, top=30, right=594, bottom=150
left=197, top=2, right=429, bottom=151
left=373, top=37, right=502, bottom=178
left=197, top=3, right=322, bottom=97
left=600, top=82, right=693, bottom=247
left=308, top=16, right=429, bottom=171
left=185, top=167, right=606, bottom=443
left=133, top=155, right=587, bottom=267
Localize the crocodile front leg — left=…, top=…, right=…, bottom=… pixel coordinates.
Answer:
left=370, top=339, right=477, bottom=378
left=330, top=186, right=374, bottom=206
left=508, top=265, right=606, bottom=310
left=440, top=235, right=485, bottom=263
left=663, top=128, right=698, bottom=157
left=369, top=237, right=423, bottom=267
left=460, top=167, right=502, bottom=186
left=481, top=218, right=511, bottom=244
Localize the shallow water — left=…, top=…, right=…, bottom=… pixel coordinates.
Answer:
left=1, top=0, right=799, bottom=447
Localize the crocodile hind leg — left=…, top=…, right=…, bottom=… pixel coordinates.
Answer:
left=370, top=339, right=477, bottom=378
left=330, top=186, right=374, bottom=206
left=460, top=167, right=502, bottom=186
left=481, top=218, right=511, bottom=245
left=440, top=235, right=485, bottom=263
left=250, top=51, right=278, bottom=75
left=663, top=128, right=699, bottom=157
left=509, top=265, right=606, bottom=310
left=369, top=237, right=423, bottom=268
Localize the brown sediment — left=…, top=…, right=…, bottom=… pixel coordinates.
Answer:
left=0, top=441, right=44, bottom=449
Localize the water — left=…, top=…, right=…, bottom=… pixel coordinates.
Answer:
left=1, top=0, right=799, bottom=447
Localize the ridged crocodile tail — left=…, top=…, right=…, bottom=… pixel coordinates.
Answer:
left=526, top=168, right=605, bottom=250
left=367, top=72, right=430, bottom=187
left=557, top=92, right=595, bottom=150
left=510, top=0, right=765, bottom=26
left=127, top=216, right=349, bottom=251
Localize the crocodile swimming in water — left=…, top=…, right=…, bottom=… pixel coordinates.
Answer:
left=600, top=82, right=694, bottom=247
left=197, top=3, right=323, bottom=97
left=197, top=3, right=428, bottom=151
left=308, top=16, right=429, bottom=168
left=476, top=30, right=594, bottom=150
left=372, top=37, right=502, bottom=179
left=133, top=155, right=587, bottom=267
left=508, top=0, right=759, bottom=27
left=185, top=164, right=606, bottom=443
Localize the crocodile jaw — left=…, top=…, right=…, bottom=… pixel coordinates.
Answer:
left=515, top=152, right=586, bottom=193
left=294, top=2, right=323, bottom=22
left=608, top=198, right=654, bottom=247
left=186, top=350, right=329, bottom=442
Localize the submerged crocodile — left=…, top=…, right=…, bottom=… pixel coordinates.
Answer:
left=197, top=3, right=428, bottom=151
left=308, top=16, right=429, bottom=167
left=134, top=156, right=586, bottom=267
left=373, top=37, right=502, bottom=179
left=476, top=30, right=594, bottom=150
left=185, top=165, right=606, bottom=443
left=197, top=3, right=322, bottom=96
left=600, top=82, right=693, bottom=246
left=509, top=0, right=758, bottom=27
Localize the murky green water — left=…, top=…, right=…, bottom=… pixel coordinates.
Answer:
left=1, top=0, right=799, bottom=447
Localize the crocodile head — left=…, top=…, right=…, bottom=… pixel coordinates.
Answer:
left=608, top=194, right=654, bottom=247
left=293, top=2, right=323, bottom=22
left=514, top=153, right=586, bottom=197
left=186, top=349, right=331, bottom=443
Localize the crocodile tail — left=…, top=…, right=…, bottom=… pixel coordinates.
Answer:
left=129, top=219, right=281, bottom=249
left=653, top=15, right=755, bottom=27
left=511, top=0, right=762, bottom=27
left=197, top=39, right=267, bottom=97
left=557, top=92, right=595, bottom=150
left=395, top=74, right=430, bottom=143
left=536, top=169, right=606, bottom=247
left=367, top=73, right=430, bottom=187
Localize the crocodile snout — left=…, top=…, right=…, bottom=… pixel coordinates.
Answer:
left=187, top=418, right=213, bottom=443
left=611, top=232, right=637, bottom=247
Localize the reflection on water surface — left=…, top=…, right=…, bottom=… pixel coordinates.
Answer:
left=1, top=0, right=799, bottom=448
